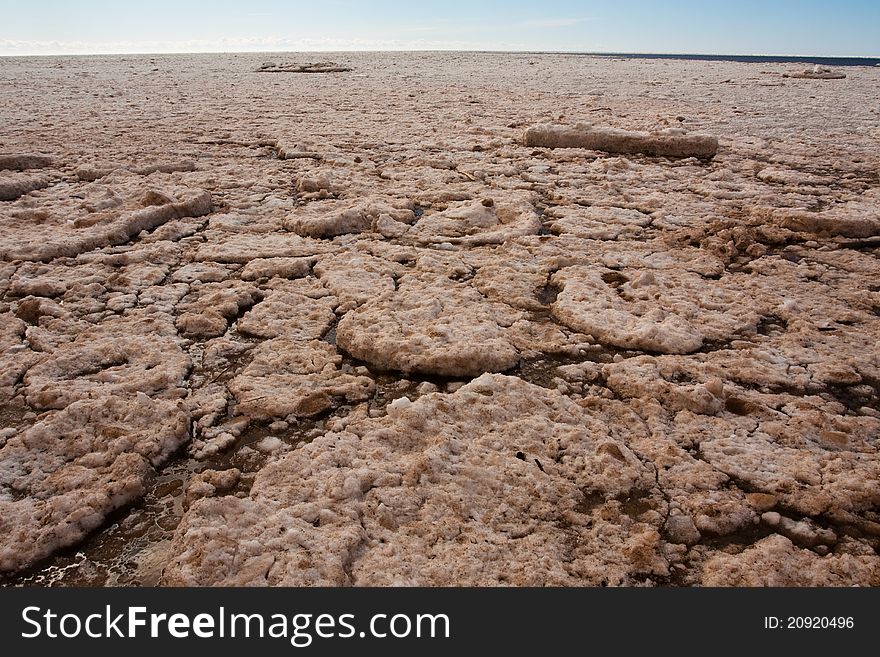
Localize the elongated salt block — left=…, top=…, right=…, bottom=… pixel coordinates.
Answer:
left=523, top=123, right=718, bottom=159
left=76, top=160, right=195, bottom=182
left=2, top=187, right=212, bottom=261
left=0, top=153, right=53, bottom=171
left=0, top=174, right=49, bottom=201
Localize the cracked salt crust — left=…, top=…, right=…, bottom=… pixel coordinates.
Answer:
left=0, top=52, right=878, bottom=585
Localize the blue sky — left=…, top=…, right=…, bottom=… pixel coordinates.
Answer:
left=1, top=0, right=877, bottom=56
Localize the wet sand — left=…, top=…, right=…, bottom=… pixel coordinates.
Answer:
left=1, top=52, right=879, bottom=586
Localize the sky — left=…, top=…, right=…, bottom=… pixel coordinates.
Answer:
left=1, top=0, right=878, bottom=57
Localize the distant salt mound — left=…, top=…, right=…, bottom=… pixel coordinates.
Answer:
left=256, top=61, right=352, bottom=73
left=523, top=123, right=718, bottom=159
left=783, top=65, right=846, bottom=79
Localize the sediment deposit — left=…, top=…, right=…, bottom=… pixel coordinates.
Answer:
left=0, top=52, right=878, bottom=586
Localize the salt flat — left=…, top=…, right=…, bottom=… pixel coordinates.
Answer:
left=0, top=52, right=878, bottom=586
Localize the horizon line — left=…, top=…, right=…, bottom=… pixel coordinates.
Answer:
left=1, top=49, right=879, bottom=59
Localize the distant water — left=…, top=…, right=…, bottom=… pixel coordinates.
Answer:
left=578, top=52, right=880, bottom=68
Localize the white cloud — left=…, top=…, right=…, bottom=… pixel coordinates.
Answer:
left=0, top=36, right=545, bottom=55
left=0, top=11, right=595, bottom=55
